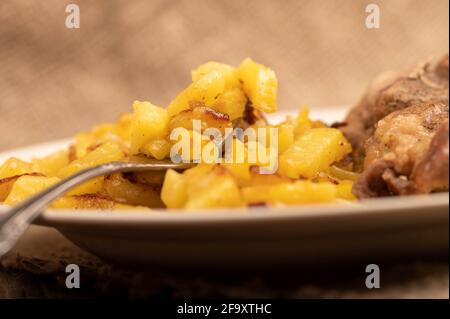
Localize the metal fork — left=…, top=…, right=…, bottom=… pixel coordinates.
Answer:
left=0, top=160, right=194, bottom=258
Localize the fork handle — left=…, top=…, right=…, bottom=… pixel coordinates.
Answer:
left=0, top=161, right=185, bottom=257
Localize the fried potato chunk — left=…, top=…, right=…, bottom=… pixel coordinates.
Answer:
left=192, top=62, right=247, bottom=120
left=32, top=150, right=69, bottom=177
left=167, top=70, right=226, bottom=117
left=0, top=176, right=18, bottom=201
left=0, top=174, right=42, bottom=202
left=266, top=181, right=338, bottom=205
left=130, top=101, right=169, bottom=155
left=4, top=175, right=60, bottom=206
left=167, top=106, right=232, bottom=134
left=57, top=142, right=125, bottom=195
left=238, top=58, right=278, bottom=113
left=52, top=194, right=148, bottom=210
left=139, top=138, right=171, bottom=160
left=103, top=173, right=164, bottom=208
left=0, top=158, right=37, bottom=180
left=160, top=169, right=187, bottom=208
left=161, top=165, right=244, bottom=209
left=52, top=194, right=118, bottom=209
left=279, top=128, right=352, bottom=179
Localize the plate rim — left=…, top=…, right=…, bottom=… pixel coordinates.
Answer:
left=0, top=192, right=446, bottom=226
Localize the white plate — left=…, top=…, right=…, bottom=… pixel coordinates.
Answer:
left=0, top=107, right=448, bottom=269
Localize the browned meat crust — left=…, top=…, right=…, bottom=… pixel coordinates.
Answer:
left=411, top=120, right=449, bottom=193
left=352, top=102, right=449, bottom=198
left=352, top=159, right=414, bottom=198
left=345, top=55, right=449, bottom=198
left=341, top=55, right=449, bottom=168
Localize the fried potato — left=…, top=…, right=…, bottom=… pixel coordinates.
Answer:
left=242, top=181, right=338, bottom=206
left=211, top=87, right=247, bottom=121
left=279, top=128, right=352, bottom=179
left=266, top=181, right=338, bottom=205
left=52, top=194, right=147, bottom=210
left=238, top=58, right=278, bottom=113
left=111, top=113, right=133, bottom=142
left=52, top=194, right=118, bottom=209
left=167, top=70, right=226, bottom=117
left=130, top=101, right=169, bottom=155
left=167, top=106, right=232, bottom=134
left=335, top=180, right=356, bottom=200
left=32, top=150, right=69, bottom=177
left=248, top=167, right=292, bottom=186
left=0, top=173, right=43, bottom=201
left=72, top=113, right=133, bottom=160
left=276, top=123, right=295, bottom=154
left=103, top=173, right=164, bottom=208
left=245, top=179, right=353, bottom=205
left=127, top=155, right=167, bottom=185
left=240, top=186, right=269, bottom=205
left=221, top=138, right=252, bottom=185
left=0, top=176, right=18, bottom=201
left=191, top=62, right=247, bottom=120
left=192, top=62, right=239, bottom=88
left=242, top=178, right=355, bottom=206
left=140, top=138, right=171, bottom=160
left=162, top=165, right=244, bottom=209
left=0, top=158, right=37, bottom=180
left=57, top=142, right=125, bottom=195
left=4, top=175, right=60, bottom=206
left=184, top=166, right=244, bottom=209
left=160, top=169, right=187, bottom=208
left=74, top=132, right=96, bottom=160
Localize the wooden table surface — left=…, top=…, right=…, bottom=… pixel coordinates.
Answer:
left=0, top=225, right=448, bottom=299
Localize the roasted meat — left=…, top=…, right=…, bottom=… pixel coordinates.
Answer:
left=342, top=55, right=448, bottom=164
left=341, top=55, right=449, bottom=198
left=353, top=103, right=448, bottom=197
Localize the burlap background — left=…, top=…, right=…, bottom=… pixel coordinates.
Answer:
left=0, top=0, right=448, bottom=151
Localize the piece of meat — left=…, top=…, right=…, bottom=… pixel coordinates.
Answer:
left=411, top=120, right=449, bottom=193
left=352, top=102, right=449, bottom=198
left=341, top=55, right=449, bottom=168
left=365, top=102, right=449, bottom=174
left=340, top=54, right=449, bottom=198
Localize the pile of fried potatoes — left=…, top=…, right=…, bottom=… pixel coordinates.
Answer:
left=0, top=58, right=359, bottom=210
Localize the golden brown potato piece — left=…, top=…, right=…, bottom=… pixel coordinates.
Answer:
left=248, top=166, right=293, bottom=186
left=238, top=58, right=278, bottom=113
left=52, top=194, right=147, bottom=210
left=0, top=175, right=21, bottom=202
left=0, top=173, right=44, bottom=202
left=168, top=105, right=232, bottom=134
left=53, top=194, right=118, bottom=209
left=103, top=173, right=164, bottom=208
left=127, top=155, right=167, bottom=186
left=125, top=171, right=166, bottom=187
